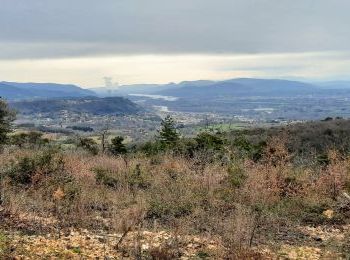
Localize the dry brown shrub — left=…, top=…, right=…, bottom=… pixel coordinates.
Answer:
left=315, top=150, right=349, bottom=200
left=262, top=135, right=291, bottom=167
left=217, top=204, right=265, bottom=259
left=240, top=161, right=282, bottom=207
left=3, top=139, right=350, bottom=257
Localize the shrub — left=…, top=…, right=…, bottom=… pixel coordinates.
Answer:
left=10, top=131, right=49, bottom=148
left=147, top=198, right=193, bottom=221
left=7, top=156, right=36, bottom=185
left=138, top=141, right=163, bottom=156
left=146, top=173, right=196, bottom=222
left=10, top=133, right=28, bottom=147
left=227, top=163, right=246, bottom=188
left=93, top=168, right=119, bottom=189
left=231, top=135, right=265, bottom=161
left=195, top=132, right=225, bottom=151
left=77, top=137, right=99, bottom=155
left=6, top=149, right=64, bottom=186
left=128, top=164, right=149, bottom=190
left=0, top=231, right=10, bottom=258
left=147, top=246, right=181, bottom=259
left=300, top=202, right=332, bottom=225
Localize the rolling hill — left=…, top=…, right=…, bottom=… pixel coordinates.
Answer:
left=155, top=78, right=317, bottom=98
left=94, top=78, right=347, bottom=99
left=10, top=96, right=142, bottom=115
left=92, top=80, right=222, bottom=97
left=0, top=81, right=95, bottom=100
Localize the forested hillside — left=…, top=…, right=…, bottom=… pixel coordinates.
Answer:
left=10, top=96, right=141, bottom=115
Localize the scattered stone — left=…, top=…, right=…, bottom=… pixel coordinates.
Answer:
left=322, top=209, right=334, bottom=219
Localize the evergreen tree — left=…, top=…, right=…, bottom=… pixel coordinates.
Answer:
left=158, top=115, right=179, bottom=147
left=195, top=132, right=224, bottom=151
left=78, top=137, right=99, bottom=155
left=0, top=98, right=15, bottom=145
left=109, top=136, right=127, bottom=155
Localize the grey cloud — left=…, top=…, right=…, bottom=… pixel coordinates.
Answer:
left=1, top=0, right=350, bottom=59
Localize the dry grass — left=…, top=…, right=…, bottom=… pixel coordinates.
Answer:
left=1, top=138, right=350, bottom=258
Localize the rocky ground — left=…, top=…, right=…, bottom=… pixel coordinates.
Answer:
left=1, top=221, right=349, bottom=259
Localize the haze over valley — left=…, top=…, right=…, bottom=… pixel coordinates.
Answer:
left=3, top=78, right=350, bottom=141
left=2, top=1, right=350, bottom=259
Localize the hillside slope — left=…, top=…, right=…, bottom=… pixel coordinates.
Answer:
left=0, top=81, right=95, bottom=100
left=10, top=96, right=141, bottom=115
left=156, top=78, right=317, bottom=98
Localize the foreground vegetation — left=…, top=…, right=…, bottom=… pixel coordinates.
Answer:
left=1, top=99, right=350, bottom=259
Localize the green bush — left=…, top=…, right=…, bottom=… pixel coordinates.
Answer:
left=195, top=132, right=225, bottom=151
left=6, top=149, right=65, bottom=186
left=77, top=137, right=99, bottom=155
left=147, top=198, right=193, bottom=220
left=7, top=156, right=36, bottom=185
left=63, top=182, right=81, bottom=202
left=231, top=135, right=266, bottom=161
left=138, top=141, right=163, bottom=156
left=300, top=203, right=345, bottom=225
left=10, top=131, right=50, bottom=149
left=0, top=231, right=10, bottom=258
left=93, top=168, right=119, bottom=189
left=146, top=176, right=196, bottom=222
left=316, top=153, right=330, bottom=165
left=272, top=198, right=345, bottom=226
left=227, top=163, right=246, bottom=188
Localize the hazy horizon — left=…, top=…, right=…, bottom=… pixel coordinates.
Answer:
left=3, top=73, right=350, bottom=90
left=1, top=1, right=350, bottom=87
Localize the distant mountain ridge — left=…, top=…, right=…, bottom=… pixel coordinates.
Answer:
left=92, top=83, right=179, bottom=96
left=315, top=81, right=350, bottom=89
left=92, top=80, right=220, bottom=97
left=155, top=78, right=318, bottom=98
left=10, top=96, right=141, bottom=115
left=0, top=81, right=95, bottom=100
left=4, top=78, right=350, bottom=101
left=93, top=78, right=350, bottom=98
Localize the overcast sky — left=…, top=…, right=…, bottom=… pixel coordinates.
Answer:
left=1, top=0, right=350, bottom=87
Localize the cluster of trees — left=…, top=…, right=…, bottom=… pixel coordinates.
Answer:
left=10, top=131, right=49, bottom=148
left=77, top=135, right=128, bottom=156
left=77, top=115, right=181, bottom=156
left=66, top=126, right=94, bottom=132
left=138, top=115, right=228, bottom=158
left=0, top=98, right=50, bottom=149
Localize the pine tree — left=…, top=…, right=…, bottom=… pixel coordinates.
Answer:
left=109, top=136, right=127, bottom=155
left=158, top=115, right=179, bottom=147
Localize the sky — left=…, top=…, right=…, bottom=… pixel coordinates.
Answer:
left=1, top=0, right=350, bottom=88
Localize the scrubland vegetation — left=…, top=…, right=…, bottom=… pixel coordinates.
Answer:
left=1, top=99, right=350, bottom=259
